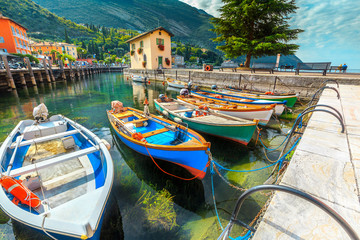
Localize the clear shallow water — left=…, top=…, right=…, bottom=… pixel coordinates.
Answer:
left=0, top=73, right=298, bottom=239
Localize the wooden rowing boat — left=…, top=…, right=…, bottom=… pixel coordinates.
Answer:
left=107, top=103, right=210, bottom=179
left=177, top=95, right=274, bottom=125
left=154, top=98, right=258, bottom=145
left=166, top=77, right=188, bottom=89
left=222, top=86, right=298, bottom=107
left=0, top=104, right=114, bottom=240
left=191, top=90, right=286, bottom=115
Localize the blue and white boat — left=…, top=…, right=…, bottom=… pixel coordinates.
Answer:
left=0, top=104, right=114, bottom=240
left=131, top=74, right=147, bottom=82
left=107, top=102, right=210, bottom=179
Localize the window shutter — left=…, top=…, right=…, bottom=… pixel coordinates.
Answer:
left=156, top=38, right=159, bottom=45
left=161, top=39, right=164, bottom=45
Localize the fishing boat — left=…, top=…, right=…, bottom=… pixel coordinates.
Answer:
left=191, top=89, right=286, bottom=115
left=177, top=95, right=274, bottom=125
left=130, top=74, right=147, bottom=82
left=166, top=78, right=188, bottom=89
left=221, top=86, right=298, bottom=107
left=154, top=96, right=258, bottom=145
left=0, top=104, right=114, bottom=240
left=107, top=101, right=210, bottom=179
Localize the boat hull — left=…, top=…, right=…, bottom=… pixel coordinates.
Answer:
left=192, top=91, right=286, bottom=115
left=155, top=102, right=257, bottom=145
left=177, top=98, right=273, bottom=125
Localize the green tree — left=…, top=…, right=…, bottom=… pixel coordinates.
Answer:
left=64, top=28, right=70, bottom=43
left=212, top=0, right=303, bottom=67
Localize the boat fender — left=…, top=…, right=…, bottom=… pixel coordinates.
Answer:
left=174, top=117, right=182, bottom=123
left=162, top=110, right=169, bottom=117
left=101, top=139, right=111, bottom=151
left=0, top=176, right=41, bottom=208
left=265, top=91, right=274, bottom=95
left=195, top=111, right=203, bottom=117
left=143, top=121, right=148, bottom=127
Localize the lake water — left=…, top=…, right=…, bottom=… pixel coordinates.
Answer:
left=0, top=73, right=298, bottom=239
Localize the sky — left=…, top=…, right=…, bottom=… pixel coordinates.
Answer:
left=180, top=0, right=360, bottom=69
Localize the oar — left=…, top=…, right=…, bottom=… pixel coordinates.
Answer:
left=6, top=135, right=24, bottom=175
left=135, top=111, right=177, bottom=132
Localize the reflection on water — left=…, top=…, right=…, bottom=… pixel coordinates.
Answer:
left=0, top=73, right=297, bottom=239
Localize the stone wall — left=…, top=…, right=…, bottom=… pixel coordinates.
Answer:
left=126, top=68, right=359, bottom=98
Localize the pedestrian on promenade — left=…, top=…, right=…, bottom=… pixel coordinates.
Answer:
left=337, top=64, right=343, bottom=72
left=342, top=63, right=348, bottom=73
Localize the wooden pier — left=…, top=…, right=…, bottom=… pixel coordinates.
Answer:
left=0, top=57, right=125, bottom=91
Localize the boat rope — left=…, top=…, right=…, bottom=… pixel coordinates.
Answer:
left=143, top=142, right=210, bottom=181
left=211, top=163, right=224, bottom=231
left=41, top=214, right=58, bottom=240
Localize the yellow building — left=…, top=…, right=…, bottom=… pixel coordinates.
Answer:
left=126, top=27, right=173, bottom=69
left=60, top=43, right=78, bottom=59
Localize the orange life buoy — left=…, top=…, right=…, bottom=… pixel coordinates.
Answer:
left=205, top=65, right=211, bottom=71
left=0, top=176, right=41, bottom=208
left=132, top=132, right=147, bottom=143
left=265, top=91, right=274, bottom=95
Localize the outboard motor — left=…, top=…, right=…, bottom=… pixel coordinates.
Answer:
left=33, top=103, right=48, bottom=122
left=211, top=85, right=217, bottom=90
left=187, top=81, right=193, bottom=90
left=180, top=88, right=189, bottom=97
left=159, top=94, right=166, bottom=102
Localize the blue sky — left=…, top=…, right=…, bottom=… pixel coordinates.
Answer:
left=180, top=0, right=360, bottom=69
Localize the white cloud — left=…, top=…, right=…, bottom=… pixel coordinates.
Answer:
left=179, top=0, right=223, bottom=16
left=180, top=0, right=360, bottom=68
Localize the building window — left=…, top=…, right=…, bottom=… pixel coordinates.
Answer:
left=11, top=26, right=15, bottom=35
left=156, top=38, right=164, bottom=45
left=17, top=49, right=20, bottom=53
left=0, top=37, right=4, bottom=43
left=131, top=43, right=135, bottom=50
left=14, top=38, right=18, bottom=47
left=140, top=41, right=144, bottom=47
left=159, top=32, right=162, bottom=35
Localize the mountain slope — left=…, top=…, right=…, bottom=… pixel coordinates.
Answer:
left=32, top=0, right=216, bottom=48
left=0, top=0, right=95, bottom=40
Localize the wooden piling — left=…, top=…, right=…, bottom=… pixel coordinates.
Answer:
left=75, top=63, right=81, bottom=78
left=25, top=57, right=37, bottom=86
left=19, top=73, right=26, bottom=86
left=37, top=72, right=43, bottom=83
left=59, top=60, right=66, bottom=80
left=69, top=61, right=74, bottom=78
left=47, top=59, right=56, bottom=82
left=238, top=74, right=242, bottom=89
left=43, top=58, right=51, bottom=83
left=176, top=70, right=177, bottom=80
left=2, top=55, right=15, bottom=89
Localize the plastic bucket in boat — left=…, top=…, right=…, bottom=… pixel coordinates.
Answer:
left=184, top=111, right=193, bottom=118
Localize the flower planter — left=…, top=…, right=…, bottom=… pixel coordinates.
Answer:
left=142, top=61, right=147, bottom=68
left=158, top=45, right=164, bottom=51
left=137, top=48, right=143, bottom=54
left=165, top=58, right=170, bottom=66
left=130, top=50, right=135, bottom=56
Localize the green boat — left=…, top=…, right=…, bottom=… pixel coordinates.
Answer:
left=154, top=98, right=258, bottom=145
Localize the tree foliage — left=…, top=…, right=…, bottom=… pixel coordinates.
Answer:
left=212, top=0, right=303, bottom=67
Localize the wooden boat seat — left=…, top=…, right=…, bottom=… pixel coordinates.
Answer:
left=173, top=108, right=193, bottom=113
left=10, top=130, right=80, bottom=149
left=8, top=146, right=99, bottom=177
left=127, top=118, right=147, bottom=124
left=142, top=128, right=169, bottom=138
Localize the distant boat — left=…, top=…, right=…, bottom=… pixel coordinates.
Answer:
left=107, top=101, right=210, bottom=179
left=154, top=97, right=258, bottom=145
left=177, top=95, right=274, bottom=125
left=223, top=86, right=298, bottom=107
left=0, top=103, right=114, bottom=240
left=191, top=89, right=286, bottom=115
left=166, top=78, right=188, bottom=89
left=131, top=74, right=147, bottom=82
